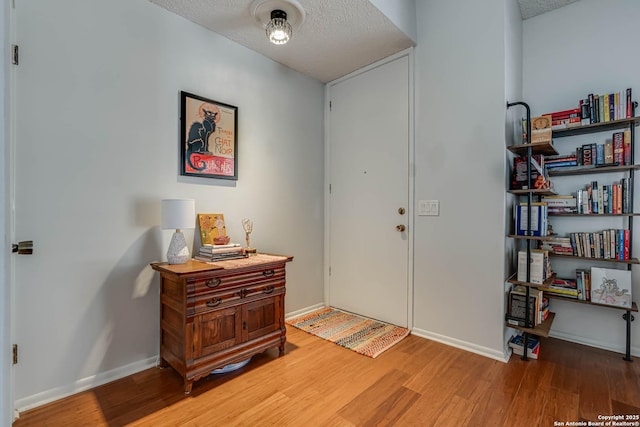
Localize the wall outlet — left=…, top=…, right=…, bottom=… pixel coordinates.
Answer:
left=418, top=200, right=439, bottom=216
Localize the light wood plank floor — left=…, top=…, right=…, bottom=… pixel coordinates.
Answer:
left=13, top=326, right=640, bottom=426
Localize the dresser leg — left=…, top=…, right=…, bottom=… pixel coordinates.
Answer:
left=184, top=381, right=193, bottom=395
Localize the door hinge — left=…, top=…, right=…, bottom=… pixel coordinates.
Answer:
left=12, top=344, right=17, bottom=365
left=329, top=266, right=331, bottom=276
left=329, top=184, right=332, bottom=194
left=12, top=45, right=18, bottom=65
left=329, top=101, right=332, bottom=111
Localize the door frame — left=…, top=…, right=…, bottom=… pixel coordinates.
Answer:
left=323, top=48, right=415, bottom=329
left=2, top=0, right=16, bottom=423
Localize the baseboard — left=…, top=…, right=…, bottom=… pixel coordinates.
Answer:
left=285, top=303, right=325, bottom=320
left=411, top=327, right=509, bottom=363
left=14, top=356, right=157, bottom=413
left=549, top=330, right=640, bottom=358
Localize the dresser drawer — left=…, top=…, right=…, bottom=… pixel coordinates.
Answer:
left=189, top=266, right=286, bottom=295
left=193, top=280, right=285, bottom=315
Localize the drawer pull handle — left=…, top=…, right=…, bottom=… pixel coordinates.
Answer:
left=206, top=298, right=222, bottom=308
left=263, top=285, right=274, bottom=294
left=263, top=269, right=275, bottom=278
left=205, top=278, right=221, bottom=288
left=238, top=289, right=248, bottom=299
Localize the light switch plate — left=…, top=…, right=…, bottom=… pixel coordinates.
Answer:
left=418, top=200, right=439, bottom=216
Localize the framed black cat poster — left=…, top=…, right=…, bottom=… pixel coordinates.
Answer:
left=180, top=91, right=238, bottom=180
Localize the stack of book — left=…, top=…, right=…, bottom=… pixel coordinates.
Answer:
left=537, top=278, right=580, bottom=299
left=540, top=236, right=573, bottom=255
left=509, top=334, right=540, bottom=359
left=194, top=243, right=247, bottom=262
left=546, top=108, right=581, bottom=130
left=542, top=195, right=577, bottom=214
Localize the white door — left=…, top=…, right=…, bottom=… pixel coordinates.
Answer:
left=328, top=54, right=411, bottom=327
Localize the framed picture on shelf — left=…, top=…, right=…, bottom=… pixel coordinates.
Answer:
left=180, top=91, right=238, bottom=180
left=590, top=267, right=632, bottom=308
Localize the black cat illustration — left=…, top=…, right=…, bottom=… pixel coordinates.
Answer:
left=186, top=109, right=217, bottom=171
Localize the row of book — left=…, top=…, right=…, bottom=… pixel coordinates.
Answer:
left=517, top=249, right=552, bottom=285
left=539, top=88, right=632, bottom=132
left=580, top=89, right=634, bottom=125
left=578, top=131, right=632, bottom=166
left=193, top=243, right=248, bottom=262
left=567, top=229, right=630, bottom=261
left=575, top=179, right=632, bottom=215
left=514, top=203, right=549, bottom=237
left=511, top=155, right=550, bottom=190
left=539, top=229, right=631, bottom=261
left=507, top=285, right=550, bottom=328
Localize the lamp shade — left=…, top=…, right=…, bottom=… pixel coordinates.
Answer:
left=161, top=199, right=195, bottom=230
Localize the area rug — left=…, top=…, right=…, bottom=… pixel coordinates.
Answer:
left=286, top=307, right=410, bottom=358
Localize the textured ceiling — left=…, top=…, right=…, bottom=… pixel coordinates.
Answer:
left=149, top=0, right=415, bottom=83
left=517, top=0, right=581, bottom=20
left=148, top=0, right=581, bottom=83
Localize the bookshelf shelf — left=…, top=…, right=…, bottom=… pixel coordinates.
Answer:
left=548, top=253, right=640, bottom=264
left=506, top=272, right=556, bottom=288
left=548, top=164, right=640, bottom=176
left=506, top=99, right=638, bottom=362
left=507, top=312, right=555, bottom=338
left=507, top=141, right=558, bottom=156
left=508, top=188, right=557, bottom=196
left=548, top=212, right=640, bottom=217
left=552, top=116, right=640, bottom=137
left=544, top=294, right=638, bottom=313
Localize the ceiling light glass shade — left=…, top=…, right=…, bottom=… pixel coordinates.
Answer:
left=266, top=10, right=291, bottom=45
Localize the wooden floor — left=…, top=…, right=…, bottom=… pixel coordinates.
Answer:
left=13, top=326, right=640, bottom=427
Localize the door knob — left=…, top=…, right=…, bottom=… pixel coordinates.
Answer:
left=396, top=225, right=406, bottom=232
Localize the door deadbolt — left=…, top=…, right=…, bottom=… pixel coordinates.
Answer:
left=398, top=207, right=405, bottom=215
left=12, top=241, right=33, bottom=255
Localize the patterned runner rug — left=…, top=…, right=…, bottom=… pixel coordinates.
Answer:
left=286, top=307, right=410, bottom=358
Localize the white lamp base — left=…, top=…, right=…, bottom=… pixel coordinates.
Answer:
left=167, top=230, right=190, bottom=264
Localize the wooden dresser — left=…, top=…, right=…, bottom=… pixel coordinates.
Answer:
left=151, top=254, right=293, bottom=394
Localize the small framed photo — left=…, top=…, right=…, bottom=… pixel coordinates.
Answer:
left=180, top=91, right=238, bottom=180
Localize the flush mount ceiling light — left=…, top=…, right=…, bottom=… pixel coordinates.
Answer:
left=250, top=0, right=305, bottom=46
left=266, top=10, right=291, bottom=45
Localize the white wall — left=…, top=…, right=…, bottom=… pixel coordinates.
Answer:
left=523, top=0, right=640, bottom=356
left=413, top=0, right=508, bottom=359
left=504, top=0, right=523, bottom=349
left=12, top=0, right=324, bottom=410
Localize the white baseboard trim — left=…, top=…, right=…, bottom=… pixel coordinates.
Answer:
left=285, top=303, right=325, bottom=320
left=14, top=356, right=157, bottom=414
left=411, top=327, right=509, bottom=363
left=549, top=330, right=640, bottom=358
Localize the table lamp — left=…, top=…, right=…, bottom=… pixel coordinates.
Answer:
left=161, top=199, right=195, bottom=264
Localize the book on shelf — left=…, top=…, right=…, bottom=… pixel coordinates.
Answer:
left=517, top=249, right=550, bottom=285
left=515, top=202, right=548, bottom=236
left=590, top=267, right=632, bottom=308
left=507, top=285, right=546, bottom=327
left=538, top=278, right=580, bottom=299
left=530, top=115, right=552, bottom=144
left=509, top=334, right=540, bottom=359
left=540, top=237, right=573, bottom=255
left=511, top=155, right=549, bottom=190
